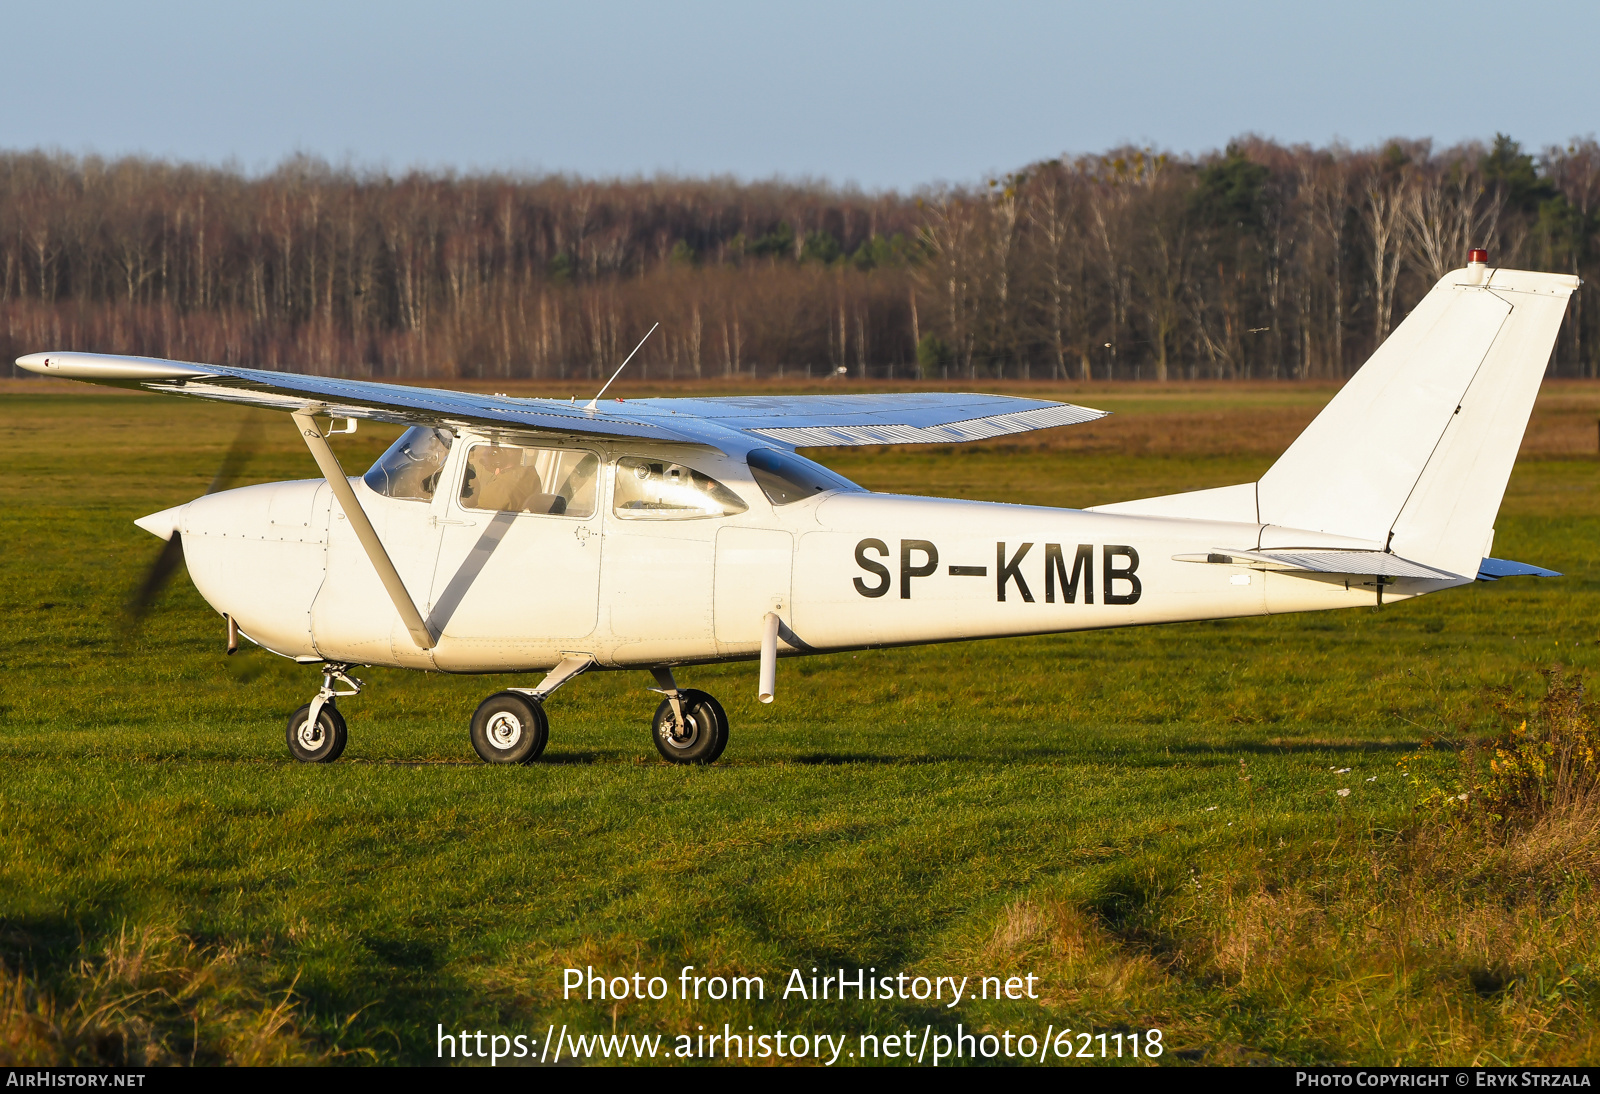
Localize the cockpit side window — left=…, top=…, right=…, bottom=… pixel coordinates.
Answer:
left=460, top=444, right=599, bottom=517
left=613, top=457, right=749, bottom=519
left=363, top=426, right=454, bottom=501
left=746, top=448, right=863, bottom=505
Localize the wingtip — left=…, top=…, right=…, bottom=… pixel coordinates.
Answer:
left=15, top=351, right=208, bottom=381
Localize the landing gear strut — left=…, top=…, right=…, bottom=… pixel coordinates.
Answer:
left=649, top=667, right=729, bottom=765
left=286, top=664, right=361, bottom=763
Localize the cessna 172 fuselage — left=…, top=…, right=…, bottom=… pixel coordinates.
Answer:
left=18, top=257, right=1575, bottom=766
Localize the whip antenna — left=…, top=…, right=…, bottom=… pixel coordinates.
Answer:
left=585, top=322, right=659, bottom=414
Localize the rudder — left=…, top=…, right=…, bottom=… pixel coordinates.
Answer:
left=1256, top=265, right=1576, bottom=576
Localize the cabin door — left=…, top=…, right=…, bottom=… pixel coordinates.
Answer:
left=426, top=439, right=604, bottom=670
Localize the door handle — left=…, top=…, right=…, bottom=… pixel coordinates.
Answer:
left=432, top=516, right=476, bottom=527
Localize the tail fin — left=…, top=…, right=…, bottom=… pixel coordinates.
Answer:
left=1259, top=265, right=1575, bottom=576
left=1094, top=265, right=1577, bottom=579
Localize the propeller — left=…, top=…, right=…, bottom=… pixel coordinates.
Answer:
left=125, top=414, right=264, bottom=629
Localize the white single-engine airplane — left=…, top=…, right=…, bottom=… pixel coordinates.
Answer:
left=18, top=255, right=1574, bottom=765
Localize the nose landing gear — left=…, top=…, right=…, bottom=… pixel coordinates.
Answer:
left=285, top=664, right=361, bottom=763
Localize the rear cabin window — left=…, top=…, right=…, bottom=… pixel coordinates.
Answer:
left=363, top=426, right=454, bottom=501
left=613, top=457, right=749, bottom=519
left=460, top=444, right=599, bottom=517
left=746, top=448, right=862, bottom=505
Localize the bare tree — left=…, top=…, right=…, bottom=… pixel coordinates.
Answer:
left=916, top=193, right=986, bottom=378
left=1406, top=161, right=1502, bottom=282
left=1022, top=161, right=1083, bottom=380
left=1362, top=162, right=1410, bottom=342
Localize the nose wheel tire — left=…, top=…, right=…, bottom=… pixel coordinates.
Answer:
left=651, top=689, right=728, bottom=765
left=286, top=703, right=348, bottom=763
left=470, top=692, right=549, bottom=764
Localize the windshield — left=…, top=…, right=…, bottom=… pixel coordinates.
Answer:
left=746, top=448, right=862, bottom=505
left=613, top=457, right=749, bottom=519
left=363, top=426, right=454, bottom=501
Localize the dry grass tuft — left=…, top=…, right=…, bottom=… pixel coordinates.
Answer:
left=1498, top=800, right=1600, bottom=880
left=0, top=925, right=325, bottom=1066
left=1209, top=886, right=1319, bottom=985
left=980, top=898, right=1164, bottom=1011
left=990, top=900, right=1050, bottom=952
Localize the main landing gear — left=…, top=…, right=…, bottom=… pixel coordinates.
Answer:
left=283, top=658, right=732, bottom=765
left=469, top=691, right=548, bottom=764
left=647, top=667, right=729, bottom=765
left=465, top=663, right=729, bottom=766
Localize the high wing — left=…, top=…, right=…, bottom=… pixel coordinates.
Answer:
left=17, top=351, right=1105, bottom=449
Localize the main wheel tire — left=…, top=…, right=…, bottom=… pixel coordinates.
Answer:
left=470, top=692, right=549, bottom=764
left=651, top=688, right=728, bottom=765
left=697, top=691, right=730, bottom=763
left=286, top=703, right=348, bottom=763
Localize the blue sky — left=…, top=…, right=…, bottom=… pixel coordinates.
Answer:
left=6, top=0, right=1597, bottom=190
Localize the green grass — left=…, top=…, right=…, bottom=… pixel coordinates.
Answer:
left=3, top=390, right=1599, bottom=1066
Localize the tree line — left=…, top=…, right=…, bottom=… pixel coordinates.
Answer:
left=3, top=135, right=1597, bottom=383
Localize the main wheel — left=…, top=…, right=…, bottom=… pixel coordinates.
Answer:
left=470, top=691, right=549, bottom=764
left=651, top=689, right=728, bottom=765
left=286, top=703, right=348, bottom=763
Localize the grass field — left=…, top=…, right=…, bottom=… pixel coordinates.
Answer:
left=4, top=380, right=1600, bottom=1066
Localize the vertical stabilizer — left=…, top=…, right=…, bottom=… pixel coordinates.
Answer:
left=1256, top=266, right=1576, bottom=576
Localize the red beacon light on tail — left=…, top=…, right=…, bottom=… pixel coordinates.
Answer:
left=1466, top=248, right=1489, bottom=284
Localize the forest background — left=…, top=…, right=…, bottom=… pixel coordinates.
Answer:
left=2, top=133, right=1597, bottom=385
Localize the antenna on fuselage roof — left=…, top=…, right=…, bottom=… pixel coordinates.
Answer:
left=584, top=322, right=659, bottom=415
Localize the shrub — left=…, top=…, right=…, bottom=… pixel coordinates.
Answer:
left=1476, top=670, right=1600, bottom=827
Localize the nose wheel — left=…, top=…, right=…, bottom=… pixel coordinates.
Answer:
left=286, top=664, right=360, bottom=763
left=286, top=702, right=348, bottom=763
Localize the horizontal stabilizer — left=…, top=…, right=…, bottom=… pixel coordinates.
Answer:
left=1175, top=549, right=1461, bottom=581
left=1477, top=557, right=1561, bottom=581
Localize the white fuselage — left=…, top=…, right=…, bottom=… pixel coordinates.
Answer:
left=173, top=433, right=1463, bottom=673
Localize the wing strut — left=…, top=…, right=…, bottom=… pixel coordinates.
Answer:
left=291, top=410, right=436, bottom=650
